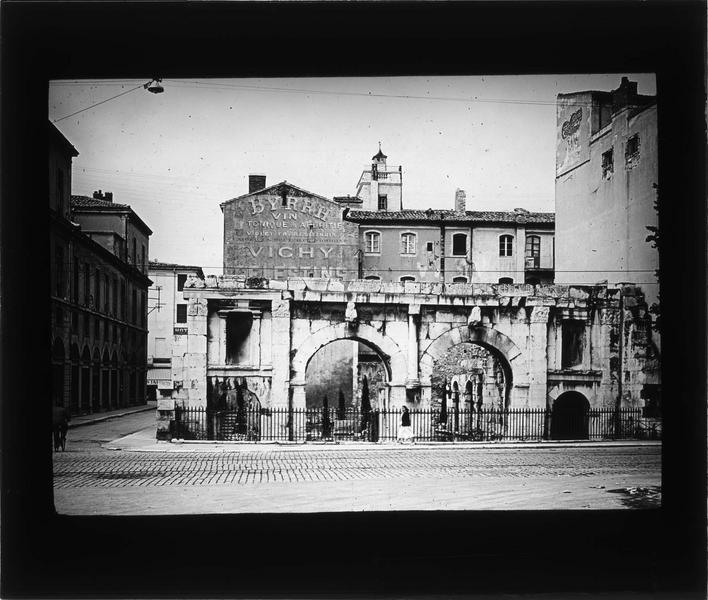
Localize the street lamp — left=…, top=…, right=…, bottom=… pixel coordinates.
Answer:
left=144, top=78, right=164, bottom=94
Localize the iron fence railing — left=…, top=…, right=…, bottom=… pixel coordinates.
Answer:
left=171, top=406, right=661, bottom=443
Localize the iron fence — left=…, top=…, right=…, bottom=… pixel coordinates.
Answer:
left=172, top=406, right=661, bottom=443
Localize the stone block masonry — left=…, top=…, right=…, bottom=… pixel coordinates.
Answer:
left=166, top=278, right=659, bottom=435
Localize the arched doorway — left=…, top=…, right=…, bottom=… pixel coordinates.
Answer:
left=80, top=347, right=91, bottom=414
left=551, top=391, right=590, bottom=440
left=91, top=348, right=101, bottom=412
left=431, top=341, right=510, bottom=439
left=51, top=338, right=65, bottom=406
left=70, top=344, right=80, bottom=414
left=304, top=339, right=387, bottom=441
left=101, top=348, right=110, bottom=410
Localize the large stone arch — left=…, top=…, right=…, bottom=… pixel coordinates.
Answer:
left=419, top=325, right=526, bottom=406
left=291, top=322, right=407, bottom=386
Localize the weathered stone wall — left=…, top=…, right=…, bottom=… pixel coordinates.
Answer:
left=166, top=277, right=660, bottom=437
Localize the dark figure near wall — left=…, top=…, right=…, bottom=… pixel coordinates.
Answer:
left=52, top=404, right=71, bottom=452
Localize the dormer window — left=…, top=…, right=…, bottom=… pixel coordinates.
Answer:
left=378, top=194, right=388, bottom=211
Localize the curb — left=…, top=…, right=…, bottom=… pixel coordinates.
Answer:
left=69, top=405, right=155, bottom=429
left=114, top=438, right=662, bottom=453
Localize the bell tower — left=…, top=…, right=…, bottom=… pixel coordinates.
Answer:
left=355, top=143, right=403, bottom=211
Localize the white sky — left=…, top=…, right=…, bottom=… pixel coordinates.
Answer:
left=49, top=74, right=656, bottom=275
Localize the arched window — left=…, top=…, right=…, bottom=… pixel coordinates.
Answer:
left=364, top=231, right=380, bottom=254
left=499, top=235, right=514, bottom=257
left=400, top=232, right=416, bottom=255
left=452, top=233, right=467, bottom=256
left=364, top=275, right=380, bottom=281
left=498, top=277, right=514, bottom=284
left=400, top=276, right=416, bottom=283
left=525, top=235, right=541, bottom=268
left=452, top=276, right=468, bottom=283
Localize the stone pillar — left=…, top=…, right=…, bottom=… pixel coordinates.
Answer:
left=186, top=296, right=208, bottom=408
left=388, top=384, right=407, bottom=409
left=271, top=296, right=291, bottom=409
left=406, top=304, right=421, bottom=388
left=599, top=307, right=620, bottom=408
left=249, top=310, right=262, bottom=367
left=528, top=306, right=550, bottom=408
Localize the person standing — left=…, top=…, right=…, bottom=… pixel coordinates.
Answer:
left=397, top=406, right=414, bottom=444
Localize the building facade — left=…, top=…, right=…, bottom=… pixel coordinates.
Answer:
left=147, top=261, right=205, bottom=400
left=555, top=77, right=659, bottom=306
left=221, top=176, right=360, bottom=279
left=348, top=201, right=555, bottom=284
left=50, top=122, right=152, bottom=416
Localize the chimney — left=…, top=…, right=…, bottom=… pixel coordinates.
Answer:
left=455, top=189, right=466, bottom=213
left=92, top=189, right=103, bottom=200
left=104, top=192, right=113, bottom=203
left=612, top=77, right=639, bottom=112
left=249, top=174, right=266, bottom=194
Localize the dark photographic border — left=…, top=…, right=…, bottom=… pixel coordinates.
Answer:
left=2, top=2, right=706, bottom=597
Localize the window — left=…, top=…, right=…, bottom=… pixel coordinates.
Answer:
left=426, top=241, right=434, bottom=252
left=525, top=235, right=541, bottom=268
left=104, top=274, right=110, bottom=312
left=176, top=304, right=188, bottom=323
left=141, top=245, right=146, bottom=271
left=499, top=235, right=514, bottom=257
left=84, top=263, right=91, bottom=305
left=452, top=233, right=467, bottom=256
left=400, top=276, right=416, bottom=283
left=378, top=194, right=388, bottom=211
left=55, top=245, right=64, bottom=297
left=141, top=292, right=146, bottom=328
left=452, top=276, right=468, bottom=283
left=73, top=257, right=79, bottom=301
left=625, top=134, right=640, bottom=166
left=112, top=277, right=118, bottom=314
left=71, top=311, right=78, bottom=333
left=177, top=273, right=188, bottom=291
left=601, top=148, right=614, bottom=179
left=498, top=277, right=514, bottom=284
left=120, top=280, right=126, bottom=318
left=400, top=233, right=416, bottom=255
left=132, top=238, right=137, bottom=266
left=364, top=275, right=380, bottom=281
left=364, top=231, right=380, bottom=254
left=95, top=268, right=101, bottom=310
left=226, top=312, right=253, bottom=365
left=131, top=290, right=137, bottom=324
left=561, top=320, right=585, bottom=369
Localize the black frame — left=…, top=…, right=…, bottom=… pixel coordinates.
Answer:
left=2, top=1, right=705, bottom=598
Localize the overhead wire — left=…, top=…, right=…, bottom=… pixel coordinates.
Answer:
left=52, top=83, right=147, bottom=124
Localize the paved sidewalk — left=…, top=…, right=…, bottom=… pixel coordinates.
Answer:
left=105, top=425, right=662, bottom=454
left=70, top=401, right=156, bottom=429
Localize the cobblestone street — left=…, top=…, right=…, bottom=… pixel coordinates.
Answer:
left=53, top=417, right=661, bottom=514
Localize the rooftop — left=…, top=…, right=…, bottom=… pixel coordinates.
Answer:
left=71, top=195, right=153, bottom=235
left=346, top=209, right=555, bottom=225
left=149, top=261, right=205, bottom=277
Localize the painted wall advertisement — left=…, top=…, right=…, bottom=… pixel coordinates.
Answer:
left=556, top=94, right=591, bottom=177
left=223, top=185, right=359, bottom=279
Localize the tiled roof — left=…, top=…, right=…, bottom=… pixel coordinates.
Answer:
left=71, top=195, right=131, bottom=209
left=149, top=261, right=205, bottom=275
left=346, top=209, right=555, bottom=224
left=71, top=195, right=153, bottom=235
